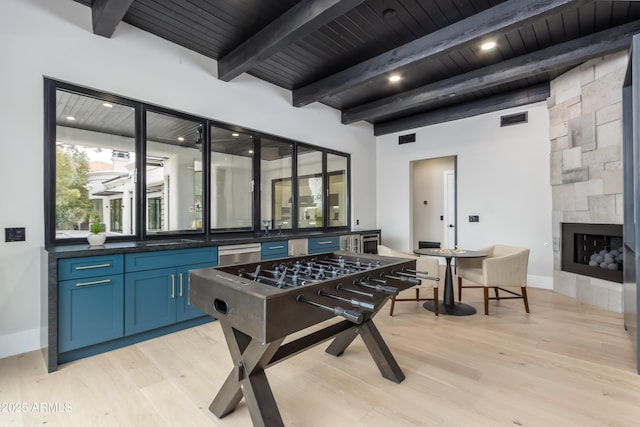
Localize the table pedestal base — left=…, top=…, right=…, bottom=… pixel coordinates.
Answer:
left=423, top=301, right=477, bottom=316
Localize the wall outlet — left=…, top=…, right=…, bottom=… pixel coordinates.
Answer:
left=469, top=215, right=479, bottom=223
left=5, top=227, right=26, bottom=242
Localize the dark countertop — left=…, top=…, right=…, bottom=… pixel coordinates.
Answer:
left=44, top=229, right=381, bottom=259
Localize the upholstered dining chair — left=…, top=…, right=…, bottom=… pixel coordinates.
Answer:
left=456, top=244, right=530, bottom=315
left=377, top=245, right=440, bottom=316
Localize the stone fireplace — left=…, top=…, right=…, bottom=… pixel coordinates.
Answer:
left=549, top=51, right=626, bottom=312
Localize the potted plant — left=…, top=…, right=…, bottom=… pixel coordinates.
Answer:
left=87, top=213, right=106, bottom=246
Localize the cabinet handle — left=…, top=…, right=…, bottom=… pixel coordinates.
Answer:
left=179, top=273, right=183, bottom=297
left=268, top=245, right=284, bottom=250
left=171, top=274, right=175, bottom=299
left=317, top=241, right=333, bottom=245
left=75, top=279, right=111, bottom=287
left=75, top=263, right=111, bottom=270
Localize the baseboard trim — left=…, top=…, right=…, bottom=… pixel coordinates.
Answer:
left=0, top=327, right=41, bottom=360
left=528, top=274, right=553, bottom=290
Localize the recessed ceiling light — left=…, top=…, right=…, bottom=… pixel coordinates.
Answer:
left=102, top=103, right=113, bottom=108
left=382, top=8, right=396, bottom=18
left=248, top=150, right=254, bottom=154
left=232, top=133, right=240, bottom=137
left=389, top=74, right=401, bottom=83
left=66, top=116, right=75, bottom=121
left=481, top=41, right=496, bottom=51
left=178, top=136, right=185, bottom=141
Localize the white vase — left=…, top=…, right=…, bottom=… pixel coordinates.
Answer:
left=87, top=233, right=106, bottom=246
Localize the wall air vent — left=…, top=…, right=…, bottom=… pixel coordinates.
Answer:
left=398, top=133, right=416, bottom=144
left=500, top=112, right=528, bottom=127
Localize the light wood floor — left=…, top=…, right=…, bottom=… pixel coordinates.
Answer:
left=2, top=286, right=640, bottom=426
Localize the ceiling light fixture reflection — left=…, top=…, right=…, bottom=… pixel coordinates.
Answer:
left=481, top=41, right=496, bottom=50
left=178, top=137, right=185, bottom=141
left=232, top=133, right=240, bottom=137
left=66, top=116, right=75, bottom=121
left=389, top=74, right=401, bottom=83
left=102, top=102, right=113, bottom=108
left=248, top=150, right=254, bottom=154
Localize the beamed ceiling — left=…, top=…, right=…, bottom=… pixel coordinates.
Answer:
left=75, top=0, right=640, bottom=135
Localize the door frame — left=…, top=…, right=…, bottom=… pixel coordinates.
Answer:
left=443, top=169, right=457, bottom=249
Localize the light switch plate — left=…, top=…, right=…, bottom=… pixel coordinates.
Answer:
left=5, top=227, right=26, bottom=242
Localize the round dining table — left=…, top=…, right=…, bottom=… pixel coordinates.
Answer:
left=413, top=248, right=486, bottom=316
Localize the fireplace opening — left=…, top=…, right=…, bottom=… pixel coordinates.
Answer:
left=561, top=223, right=623, bottom=283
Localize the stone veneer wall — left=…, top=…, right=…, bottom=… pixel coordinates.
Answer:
left=549, top=51, right=627, bottom=313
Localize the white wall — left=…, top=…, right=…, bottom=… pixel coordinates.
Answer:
left=377, top=103, right=554, bottom=288
left=0, top=0, right=376, bottom=358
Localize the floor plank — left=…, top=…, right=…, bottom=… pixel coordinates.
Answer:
left=1, top=287, right=639, bottom=426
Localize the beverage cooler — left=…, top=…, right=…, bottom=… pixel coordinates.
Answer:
left=340, top=234, right=361, bottom=253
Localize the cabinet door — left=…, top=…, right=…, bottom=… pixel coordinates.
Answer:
left=176, top=263, right=216, bottom=322
left=58, top=274, right=124, bottom=352
left=308, top=236, right=340, bottom=254
left=261, top=240, right=289, bottom=260
left=125, top=267, right=177, bottom=335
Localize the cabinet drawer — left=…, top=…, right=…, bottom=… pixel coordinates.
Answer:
left=308, top=236, right=340, bottom=254
left=125, top=247, right=218, bottom=272
left=261, top=241, right=288, bottom=260
left=58, top=274, right=124, bottom=352
left=58, top=255, right=124, bottom=281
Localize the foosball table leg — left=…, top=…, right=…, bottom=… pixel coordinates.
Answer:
left=325, top=319, right=405, bottom=384
left=210, top=323, right=286, bottom=427
left=359, top=319, right=405, bottom=383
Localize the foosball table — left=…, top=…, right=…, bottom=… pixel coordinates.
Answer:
left=189, top=251, right=437, bottom=427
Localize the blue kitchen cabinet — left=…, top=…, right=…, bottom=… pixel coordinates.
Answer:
left=58, top=274, right=124, bottom=352
left=176, top=262, right=216, bottom=321
left=58, top=255, right=125, bottom=353
left=308, top=236, right=340, bottom=254
left=261, top=240, right=289, bottom=260
left=124, top=248, right=218, bottom=335
left=124, top=267, right=177, bottom=335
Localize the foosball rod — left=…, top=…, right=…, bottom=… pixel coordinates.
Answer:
left=353, top=278, right=399, bottom=295
left=310, top=258, right=360, bottom=272
left=395, top=270, right=440, bottom=282
left=335, top=283, right=374, bottom=298
left=322, top=257, right=380, bottom=270
left=296, top=295, right=363, bottom=324
left=381, top=274, right=421, bottom=285
left=317, top=290, right=376, bottom=311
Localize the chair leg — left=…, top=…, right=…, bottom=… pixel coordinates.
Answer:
left=483, top=287, right=489, bottom=315
left=457, top=277, right=462, bottom=301
left=389, top=295, right=396, bottom=316
left=415, top=288, right=420, bottom=302
left=521, top=286, right=530, bottom=313
left=433, top=287, right=439, bottom=317
left=494, top=287, right=500, bottom=301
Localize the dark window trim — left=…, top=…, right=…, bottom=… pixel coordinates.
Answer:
left=44, top=78, right=350, bottom=247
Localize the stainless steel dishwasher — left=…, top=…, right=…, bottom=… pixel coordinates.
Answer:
left=218, top=243, right=261, bottom=266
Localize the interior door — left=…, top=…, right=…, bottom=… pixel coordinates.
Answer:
left=443, top=170, right=456, bottom=248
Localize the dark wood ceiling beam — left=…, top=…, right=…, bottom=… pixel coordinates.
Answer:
left=92, top=0, right=134, bottom=38
left=343, top=20, right=640, bottom=124
left=374, top=84, right=551, bottom=136
left=293, top=0, right=591, bottom=107
left=217, top=0, right=366, bottom=82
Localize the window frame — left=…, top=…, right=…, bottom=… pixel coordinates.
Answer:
left=44, top=78, right=351, bottom=246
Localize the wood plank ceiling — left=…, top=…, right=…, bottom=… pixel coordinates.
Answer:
left=74, top=0, right=640, bottom=135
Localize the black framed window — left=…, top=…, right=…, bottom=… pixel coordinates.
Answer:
left=210, top=126, right=254, bottom=231
left=44, top=78, right=350, bottom=246
left=144, top=109, right=205, bottom=236
left=46, top=83, right=137, bottom=242
left=261, top=137, right=293, bottom=233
